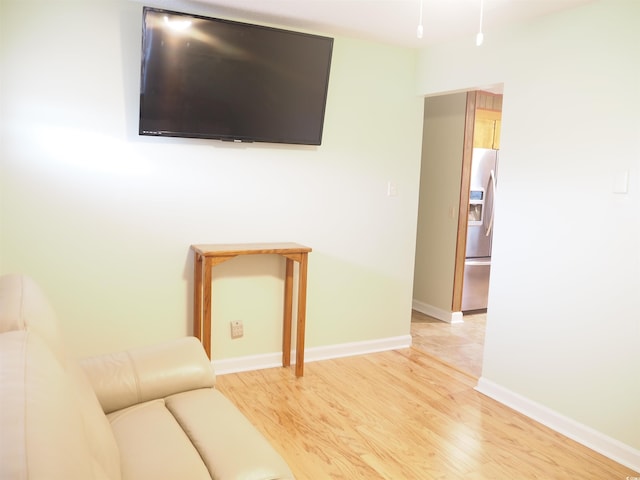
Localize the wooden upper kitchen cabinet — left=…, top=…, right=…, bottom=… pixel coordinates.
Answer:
left=473, top=92, right=502, bottom=150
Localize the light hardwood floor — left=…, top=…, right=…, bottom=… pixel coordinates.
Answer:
left=216, top=348, right=638, bottom=479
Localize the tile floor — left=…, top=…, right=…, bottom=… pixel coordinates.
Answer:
left=410, top=310, right=486, bottom=377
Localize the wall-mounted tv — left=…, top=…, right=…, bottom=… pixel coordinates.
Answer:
left=139, top=7, right=334, bottom=145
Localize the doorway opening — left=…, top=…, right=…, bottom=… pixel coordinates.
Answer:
left=411, top=86, right=504, bottom=378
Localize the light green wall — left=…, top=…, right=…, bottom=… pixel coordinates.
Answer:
left=0, top=0, right=423, bottom=358
left=413, top=93, right=466, bottom=311
left=417, top=0, right=640, bottom=452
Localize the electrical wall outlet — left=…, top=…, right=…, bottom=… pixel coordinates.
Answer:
left=230, top=320, right=244, bottom=339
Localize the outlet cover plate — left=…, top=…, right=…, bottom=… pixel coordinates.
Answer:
left=230, top=320, right=243, bottom=339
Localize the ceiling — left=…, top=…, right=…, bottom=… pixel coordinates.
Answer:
left=190, top=0, right=595, bottom=48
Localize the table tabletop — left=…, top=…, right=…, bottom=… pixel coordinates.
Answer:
left=191, top=242, right=312, bottom=256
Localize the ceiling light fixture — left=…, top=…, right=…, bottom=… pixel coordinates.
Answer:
left=476, top=0, right=484, bottom=46
left=417, top=0, right=424, bottom=39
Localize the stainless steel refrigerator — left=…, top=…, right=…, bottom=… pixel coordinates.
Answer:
left=462, top=148, right=498, bottom=312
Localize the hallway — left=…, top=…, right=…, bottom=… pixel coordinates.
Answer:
left=410, top=310, right=486, bottom=377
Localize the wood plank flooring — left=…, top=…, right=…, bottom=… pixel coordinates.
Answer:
left=215, top=348, right=638, bottom=479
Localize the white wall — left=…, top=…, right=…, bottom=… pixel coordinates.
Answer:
left=0, top=0, right=423, bottom=360
left=417, top=0, right=640, bottom=459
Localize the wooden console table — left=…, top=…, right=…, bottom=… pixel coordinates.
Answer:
left=191, top=242, right=311, bottom=377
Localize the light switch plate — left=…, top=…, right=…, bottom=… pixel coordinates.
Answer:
left=613, top=170, right=629, bottom=194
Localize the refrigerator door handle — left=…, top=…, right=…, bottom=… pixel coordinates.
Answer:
left=485, top=169, right=497, bottom=237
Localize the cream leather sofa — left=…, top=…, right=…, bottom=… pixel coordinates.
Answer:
left=0, top=274, right=295, bottom=480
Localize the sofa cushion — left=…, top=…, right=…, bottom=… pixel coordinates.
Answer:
left=0, top=330, right=98, bottom=480
left=107, top=399, right=212, bottom=480
left=166, top=388, right=295, bottom=480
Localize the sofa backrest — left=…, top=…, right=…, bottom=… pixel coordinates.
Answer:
left=0, top=273, right=67, bottom=363
left=81, top=336, right=216, bottom=414
left=0, top=274, right=122, bottom=480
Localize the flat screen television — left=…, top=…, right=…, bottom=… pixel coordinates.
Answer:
left=139, top=7, right=334, bottom=145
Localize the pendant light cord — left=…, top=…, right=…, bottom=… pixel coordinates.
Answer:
left=417, top=0, right=424, bottom=39
left=476, top=0, right=484, bottom=45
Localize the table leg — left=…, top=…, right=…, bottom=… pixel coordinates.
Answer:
left=193, top=253, right=203, bottom=342
left=282, top=258, right=294, bottom=367
left=202, top=257, right=213, bottom=359
left=295, top=253, right=309, bottom=377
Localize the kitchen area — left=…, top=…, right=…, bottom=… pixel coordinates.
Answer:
left=411, top=89, right=503, bottom=375
left=462, top=93, right=502, bottom=312
left=413, top=89, right=503, bottom=320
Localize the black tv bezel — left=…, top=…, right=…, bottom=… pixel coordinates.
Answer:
left=138, top=6, right=334, bottom=146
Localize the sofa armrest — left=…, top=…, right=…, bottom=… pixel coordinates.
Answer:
left=79, top=336, right=215, bottom=414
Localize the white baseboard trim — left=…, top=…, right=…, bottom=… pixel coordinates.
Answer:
left=213, top=352, right=283, bottom=375
left=305, top=335, right=412, bottom=363
left=412, top=299, right=463, bottom=324
left=213, top=334, right=413, bottom=376
left=476, top=377, right=640, bottom=473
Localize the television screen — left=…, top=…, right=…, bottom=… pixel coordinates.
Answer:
left=139, top=7, right=334, bottom=145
